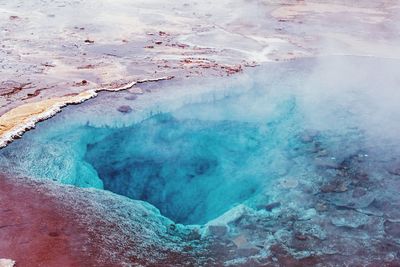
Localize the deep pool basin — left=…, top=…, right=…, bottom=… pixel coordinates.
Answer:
left=1, top=56, right=400, bottom=265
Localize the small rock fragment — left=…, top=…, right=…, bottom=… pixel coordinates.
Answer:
left=124, top=95, right=137, bottom=100
left=187, top=229, right=201, bottom=241
left=77, top=64, right=95, bottom=69
left=295, top=234, right=307, bottom=241
left=48, top=231, right=59, bottom=237
left=264, top=202, right=281, bottom=212
left=117, top=105, right=132, bottom=113
left=299, top=208, right=317, bottom=220
left=331, top=210, right=370, bottom=228
left=320, top=180, right=348, bottom=193
left=74, top=80, right=88, bottom=87
left=315, top=202, right=328, bottom=212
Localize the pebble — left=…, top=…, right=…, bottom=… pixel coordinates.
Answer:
left=331, top=210, right=370, bottom=228
left=320, top=181, right=348, bottom=193
left=299, top=208, right=317, bottom=220
left=295, top=234, right=307, bottom=241
left=117, top=105, right=132, bottom=113
left=124, top=95, right=137, bottom=100
left=315, top=202, right=328, bottom=212
left=187, top=229, right=201, bottom=241
left=264, top=202, right=281, bottom=212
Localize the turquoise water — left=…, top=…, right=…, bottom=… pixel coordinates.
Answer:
left=1, top=57, right=399, bottom=226
left=0, top=86, right=303, bottom=224
left=83, top=97, right=298, bottom=224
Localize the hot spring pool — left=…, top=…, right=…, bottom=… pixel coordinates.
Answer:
left=1, top=57, right=400, bottom=229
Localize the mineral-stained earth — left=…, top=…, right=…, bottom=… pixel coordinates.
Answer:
left=1, top=0, right=400, bottom=266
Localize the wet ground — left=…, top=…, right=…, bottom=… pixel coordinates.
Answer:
left=1, top=0, right=399, bottom=116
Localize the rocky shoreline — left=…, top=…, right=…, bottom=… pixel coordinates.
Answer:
left=0, top=76, right=174, bottom=148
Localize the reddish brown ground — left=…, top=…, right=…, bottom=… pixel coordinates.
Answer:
left=0, top=175, right=96, bottom=267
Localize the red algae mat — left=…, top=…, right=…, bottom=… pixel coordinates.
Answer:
left=0, top=174, right=197, bottom=267
left=0, top=175, right=97, bottom=266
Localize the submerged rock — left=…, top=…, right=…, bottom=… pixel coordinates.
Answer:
left=330, top=210, right=370, bottom=228
left=117, top=105, right=133, bottom=113
left=124, top=95, right=137, bottom=100
left=264, top=202, right=281, bottom=211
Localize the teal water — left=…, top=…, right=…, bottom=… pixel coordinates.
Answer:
left=0, top=87, right=302, bottom=224
left=1, top=57, right=399, bottom=226
left=83, top=97, right=298, bottom=224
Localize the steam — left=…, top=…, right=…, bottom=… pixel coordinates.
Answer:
left=299, top=56, right=400, bottom=150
